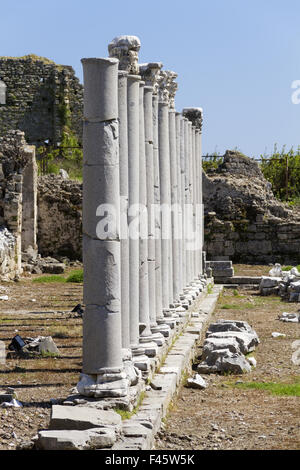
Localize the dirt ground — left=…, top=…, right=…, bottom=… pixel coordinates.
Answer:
left=0, top=270, right=83, bottom=450
left=155, top=268, right=300, bottom=451
left=0, top=265, right=299, bottom=450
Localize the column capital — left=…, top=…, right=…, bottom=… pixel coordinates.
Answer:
left=182, top=107, right=203, bottom=132
left=157, top=70, right=178, bottom=107
left=108, top=35, right=141, bottom=74
left=139, top=62, right=163, bottom=95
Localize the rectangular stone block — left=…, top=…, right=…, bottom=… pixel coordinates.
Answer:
left=214, top=268, right=234, bottom=277
left=49, top=405, right=121, bottom=431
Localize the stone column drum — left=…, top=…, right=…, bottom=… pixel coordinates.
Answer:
left=79, top=57, right=128, bottom=398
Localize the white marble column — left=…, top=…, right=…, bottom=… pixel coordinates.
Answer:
left=79, top=57, right=128, bottom=398
left=182, top=108, right=204, bottom=280
left=118, top=70, right=130, bottom=350
left=108, top=36, right=141, bottom=351
left=157, top=73, right=171, bottom=312
left=152, top=83, right=171, bottom=336
left=138, top=80, right=152, bottom=340
left=176, top=112, right=183, bottom=296
left=140, top=62, right=167, bottom=343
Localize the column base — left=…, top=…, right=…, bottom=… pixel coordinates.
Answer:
left=76, top=372, right=129, bottom=398
left=152, top=322, right=171, bottom=337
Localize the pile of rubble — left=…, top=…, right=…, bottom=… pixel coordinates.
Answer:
left=7, top=334, right=60, bottom=357
left=22, top=246, right=66, bottom=274
left=259, top=263, right=300, bottom=302
left=197, top=320, right=259, bottom=374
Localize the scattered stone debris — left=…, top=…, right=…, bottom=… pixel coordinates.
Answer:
left=7, top=334, right=60, bottom=357
left=186, top=374, right=207, bottom=390
left=259, top=263, right=300, bottom=302
left=0, top=398, right=23, bottom=408
left=71, top=304, right=84, bottom=317
left=272, top=332, right=286, bottom=338
left=22, top=251, right=66, bottom=274
left=278, top=312, right=300, bottom=323
left=197, top=320, right=259, bottom=375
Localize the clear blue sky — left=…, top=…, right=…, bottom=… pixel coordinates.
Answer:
left=1, top=0, right=300, bottom=157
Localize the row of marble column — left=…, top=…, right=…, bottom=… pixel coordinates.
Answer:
left=78, top=36, right=205, bottom=398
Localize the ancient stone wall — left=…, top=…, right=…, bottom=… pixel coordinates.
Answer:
left=0, top=130, right=37, bottom=279
left=37, top=175, right=82, bottom=260
left=203, top=151, right=300, bottom=264
left=0, top=56, right=83, bottom=147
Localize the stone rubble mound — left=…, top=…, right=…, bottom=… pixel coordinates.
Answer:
left=259, top=263, right=300, bottom=302
left=22, top=246, right=66, bottom=274
left=197, top=320, right=259, bottom=375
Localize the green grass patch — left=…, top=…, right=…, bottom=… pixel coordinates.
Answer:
left=220, top=304, right=241, bottom=310
left=282, top=264, right=300, bottom=272
left=115, top=391, right=145, bottom=420
left=33, top=275, right=66, bottom=283
left=32, top=268, right=83, bottom=284
left=66, top=269, right=83, bottom=283
left=232, top=380, right=300, bottom=397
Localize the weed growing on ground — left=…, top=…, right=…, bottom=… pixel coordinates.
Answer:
left=231, top=380, right=300, bottom=396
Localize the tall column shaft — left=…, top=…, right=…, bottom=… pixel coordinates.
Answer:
left=139, top=81, right=151, bottom=336
left=118, top=71, right=130, bottom=348
left=144, top=86, right=156, bottom=326
left=169, top=109, right=180, bottom=300
left=158, top=101, right=171, bottom=309
left=81, top=58, right=124, bottom=382
left=152, top=94, right=163, bottom=320
left=180, top=117, right=186, bottom=289
left=176, top=112, right=183, bottom=294
left=127, top=74, right=141, bottom=347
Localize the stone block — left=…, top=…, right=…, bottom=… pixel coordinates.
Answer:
left=49, top=405, right=121, bottom=431
left=36, top=428, right=116, bottom=450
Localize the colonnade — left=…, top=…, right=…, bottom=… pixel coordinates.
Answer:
left=78, top=36, right=205, bottom=398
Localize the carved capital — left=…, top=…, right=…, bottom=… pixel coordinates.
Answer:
left=157, top=70, right=178, bottom=106
left=108, top=35, right=141, bottom=74
left=182, top=107, right=203, bottom=131
left=139, top=62, right=163, bottom=95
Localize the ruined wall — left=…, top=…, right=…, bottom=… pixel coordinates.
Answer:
left=0, top=55, right=83, bottom=147
left=37, top=175, right=82, bottom=260
left=203, top=151, right=300, bottom=264
left=0, top=130, right=37, bottom=279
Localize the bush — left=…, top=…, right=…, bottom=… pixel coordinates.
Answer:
left=260, top=145, right=300, bottom=202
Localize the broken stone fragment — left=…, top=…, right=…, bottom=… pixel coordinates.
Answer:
left=206, top=331, right=259, bottom=354
left=202, top=336, right=242, bottom=360
left=259, top=276, right=281, bottom=291
left=38, top=337, right=60, bottom=355
left=186, top=374, right=207, bottom=390
left=36, top=428, right=116, bottom=450
left=278, top=312, right=300, bottom=323
left=198, top=348, right=252, bottom=375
